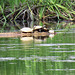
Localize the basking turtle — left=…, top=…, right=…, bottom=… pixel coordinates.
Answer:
left=20, top=27, right=33, bottom=37
left=33, top=26, right=42, bottom=29
left=0, top=26, right=55, bottom=38
left=33, top=26, right=49, bottom=32
left=20, top=27, right=33, bottom=33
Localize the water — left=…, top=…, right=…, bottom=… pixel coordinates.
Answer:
left=0, top=22, right=75, bottom=75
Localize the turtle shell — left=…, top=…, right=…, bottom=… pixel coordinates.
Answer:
left=20, top=27, right=33, bottom=32
left=33, top=26, right=49, bottom=32
left=33, top=26, right=42, bottom=29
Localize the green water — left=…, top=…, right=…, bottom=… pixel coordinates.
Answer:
left=0, top=26, right=75, bottom=75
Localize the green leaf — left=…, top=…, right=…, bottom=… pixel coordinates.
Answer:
left=56, top=4, right=69, bottom=12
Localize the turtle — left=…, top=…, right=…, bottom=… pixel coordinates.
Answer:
left=33, top=26, right=42, bottom=29
left=33, top=26, right=49, bottom=32
left=20, top=27, right=33, bottom=33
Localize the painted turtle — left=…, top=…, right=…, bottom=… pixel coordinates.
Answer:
left=33, top=26, right=49, bottom=32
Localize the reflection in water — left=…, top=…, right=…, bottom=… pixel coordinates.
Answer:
left=49, top=33, right=55, bottom=39
left=0, top=22, right=75, bottom=75
left=21, top=36, right=49, bottom=43
left=20, top=32, right=55, bottom=43
left=21, top=37, right=33, bottom=41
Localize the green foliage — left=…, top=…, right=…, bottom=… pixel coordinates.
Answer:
left=0, top=5, right=6, bottom=23
left=0, top=0, right=75, bottom=21
left=39, top=7, right=44, bottom=19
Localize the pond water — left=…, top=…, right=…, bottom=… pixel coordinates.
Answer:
left=0, top=22, right=75, bottom=75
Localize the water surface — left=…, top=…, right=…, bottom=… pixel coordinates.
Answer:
left=0, top=23, right=75, bottom=75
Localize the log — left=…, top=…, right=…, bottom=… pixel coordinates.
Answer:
left=0, top=32, right=49, bottom=38
left=0, top=32, right=21, bottom=38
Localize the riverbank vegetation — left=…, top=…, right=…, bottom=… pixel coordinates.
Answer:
left=0, top=0, right=75, bottom=25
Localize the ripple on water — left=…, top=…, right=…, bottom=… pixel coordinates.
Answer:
left=49, top=50, right=75, bottom=52
left=52, top=60, right=75, bottom=62
left=0, top=57, right=16, bottom=61
left=35, top=43, right=75, bottom=46
left=18, top=56, right=60, bottom=62
left=0, top=44, right=24, bottom=46
left=69, top=56, right=75, bottom=59
left=49, top=47, right=69, bottom=50
left=46, top=69, right=75, bottom=71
